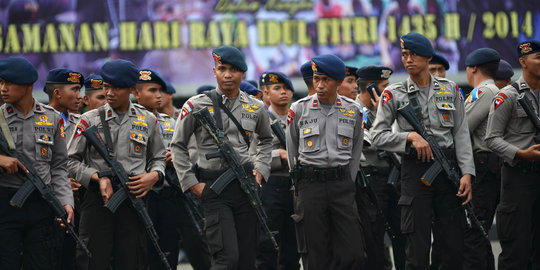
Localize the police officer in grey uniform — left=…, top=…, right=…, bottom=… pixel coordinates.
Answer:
left=493, top=59, right=514, bottom=90
left=485, top=40, right=540, bottom=270
left=462, top=48, right=501, bottom=270
left=67, top=59, right=166, bottom=270
left=286, top=54, right=366, bottom=270
left=355, top=65, right=406, bottom=270
left=170, top=46, right=273, bottom=269
left=257, top=71, right=300, bottom=270
left=0, top=57, right=74, bottom=269
left=371, top=32, right=475, bottom=269
left=300, top=61, right=315, bottom=96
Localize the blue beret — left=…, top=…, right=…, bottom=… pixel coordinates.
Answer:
left=400, top=32, right=435, bottom=57
left=164, top=82, right=176, bottom=94
left=45, top=68, right=84, bottom=86
left=430, top=53, right=449, bottom=70
left=261, top=71, right=294, bottom=92
left=311, top=54, right=346, bottom=80
left=300, top=61, right=313, bottom=78
left=494, top=59, right=514, bottom=80
left=517, top=40, right=540, bottom=57
left=196, top=85, right=215, bottom=94
left=212, top=46, right=247, bottom=72
left=465, top=48, right=500, bottom=66
left=259, top=73, right=268, bottom=87
left=356, top=65, right=393, bottom=81
left=100, top=59, right=138, bottom=88
left=137, top=69, right=167, bottom=90
left=240, top=81, right=263, bottom=98
left=345, top=66, right=358, bottom=78
left=0, top=57, right=38, bottom=85
left=84, top=75, right=103, bottom=90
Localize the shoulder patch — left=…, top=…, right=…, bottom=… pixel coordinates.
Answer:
left=381, top=90, right=393, bottom=106
left=287, top=109, right=295, bottom=126
left=493, top=92, right=508, bottom=110
left=181, top=101, right=194, bottom=120
left=465, top=88, right=482, bottom=103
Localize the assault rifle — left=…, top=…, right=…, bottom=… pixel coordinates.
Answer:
left=194, top=107, right=279, bottom=251
left=82, top=126, right=172, bottom=270
left=398, top=104, right=488, bottom=238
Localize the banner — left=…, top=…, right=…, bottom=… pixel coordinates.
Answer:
left=0, top=0, right=538, bottom=93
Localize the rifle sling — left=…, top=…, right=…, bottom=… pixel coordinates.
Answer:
left=205, top=90, right=250, bottom=149
left=0, top=106, right=15, bottom=150
left=98, top=107, right=114, bottom=155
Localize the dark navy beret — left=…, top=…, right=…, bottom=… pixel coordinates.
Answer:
left=259, top=73, right=268, bottom=87
left=262, top=72, right=294, bottom=92
left=311, top=54, right=346, bottom=80
left=84, top=74, right=103, bottom=90
left=465, top=48, right=500, bottom=66
left=196, top=85, right=215, bottom=94
left=212, top=46, right=247, bottom=72
left=345, top=66, right=358, bottom=78
left=137, top=69, right=167, bottom=90
left=240, top=81, right=263, bottom=98
left=494, top=59, right=514, bottom=80
left=164, top=82, right=176, bottom=94
left=430, top=53, right=449, bottom=70
left=300, top=61, right=313, bottom=78
left=517, top=40, right=540, bottom=57
left=356, top=65, right=393, bottom=81
left=400, top=32, right=435, bottom=57
left=45, top=68, right=84, bottom=86
left=0, top=57, right=38, bottom=85
left=100, top=59, right=138, bottom=88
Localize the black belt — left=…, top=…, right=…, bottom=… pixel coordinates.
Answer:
left=361, top=165, right=391, bottom=177
left=298, top=165, right=350, bottom=182
left=266, top=175, right=292, bottom=188
left=0, top=186, right=42, bottom=202
left=403, top=147, right=456, bottom=161
left=197, top=163, right=253, bottom=182
left=504, top=160, right=540, bottom=174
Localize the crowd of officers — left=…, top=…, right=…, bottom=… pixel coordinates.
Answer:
left=0, top=31, right=538, bottom=270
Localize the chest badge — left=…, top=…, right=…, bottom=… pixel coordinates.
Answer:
left=133, top=115, right=148, bottom=127
left=35, top=115, right=53, bottom=126
left=242, top=103, right=255, bottom=113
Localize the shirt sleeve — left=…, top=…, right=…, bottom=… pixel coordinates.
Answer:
left=145, top=114, right=166, bottom=175
left=67, top=115, right=98, bottom=188
left=465, top=87, right=495, bottom=133
left=253, top=106, right=273, bottom=181
left=371, top=88, right=409, bottom=153
left=349, top=106, right=365, bottom=181
left=451, top=83, right=475, bottom=176
left=286, top=102, right=300, bottom=170
left=51, top=114, right=74, bottom=207
left=485, top=90, right=519, bottom=162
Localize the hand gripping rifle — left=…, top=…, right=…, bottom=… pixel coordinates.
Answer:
left=398, top=104, right=488, bottom=238
left=81, top=126, right=172, bottom=270
left=194, top=107, right=279, bottom=251
left=0, top=133, right=92, bottom=258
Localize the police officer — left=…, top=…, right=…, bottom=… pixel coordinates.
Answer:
left=257, top=71, right=300, bottom=270
left=0, top=57, right=74, bottom=269
left=485, top=40, right=540, bottom=270
left=355, top=65, right=406, bottom=270
left=300, top=61, right=315, bottom=96
left=371, top=32, right=475, bottom=269
left=463, top=48, right=501, bottom=270
left=67, top=59, right=166, bottom=270
left=286, top=54, right=366, bottom=270
left=428, top=53, right=449, bottom=78
left=493, top=59, right=514, bottom=90
left=158, top=82, right=181, bottom=120
left=83, top=75, right=107, bottom=112
left=337, top=66, right=359, bottom=100
left=170, top=46, right=273, bottom=269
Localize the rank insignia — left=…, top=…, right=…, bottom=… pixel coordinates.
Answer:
left=251, top=104, right=260, bottom=110
left=180, top=101, right=194, bottom=120
left=336, top=99, right=342, bottom=106
left=139, top=70, right=152, bottom=81
left=312, top=99, right=319, bottom=108
left=381, top=90, right=392, bottom=106
left=35, top=115, right=53, bottom=126
left=242, top=103, right=255, bottom=113
left=133, top=115, right=148, bottom=127
left=287, top=109, right=295, bottom=125
left=67, top=72, right=82, bottom=83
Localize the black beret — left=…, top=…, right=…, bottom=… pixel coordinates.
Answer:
left=259, top=72, right=268, bottom=87
left=45, top=68, right=84, bottom=86
left=311, top=54, right=346, bottom=80
left=465, top=48, right=500, bottom=66
left=356, top=65, right=394, bottom=81
left=212, top=46, right=247, bottom=72
left=0, top=57, right=38, bottom=85
left=84, top=74, right=103, bottom=90
left=100, top=59, right=138, bottom=88
left=345, top=66, right=358, bottom=78
left=517, top=40, right=540, bottom=57
left=494, top=59, right=514, bottom=80
left=164, top=82, right=176, bottom=94
left=400, top=32, right=435, bottom=57
left=196, top=85, right=215, bottom=94
left=430, top=53, right=449, bottom=70
left=300, top=61, right=313, bottom=78
left=137, top=69, right=167, bottom=90
left=262, top=71, right=294, bottom=92
left=240, top=81, right=263, bottom=98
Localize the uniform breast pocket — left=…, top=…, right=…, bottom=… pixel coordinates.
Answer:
left=129, top=132, right=148, bottom=157
left=299, top=125, right=320, bottom=153
left=240, top=119, right=257, bottom=141
left=35, top=133, right=54, bottom=161
left=436, top=102, right=456, bottom=127
left=337, top=124, right=354, bottom=150
left=512, top=107, right=535, bottom=133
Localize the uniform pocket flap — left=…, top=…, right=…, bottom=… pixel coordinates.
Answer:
left=337, top=125, right=354, bottom=138
left=241, top=118, right=257, bottom=131
left=436, top=102, right=456, bottom=111
left=291, top=213, right=303, bottom=223
left=129, top=132, right=148, bottom=145
left=398, top=195, right=414, bottom=206
left=300, top=125, right=319, bottom=138
left=35, top=133, right=54, bottom=145
left=496, top=202, right=518, bottom=213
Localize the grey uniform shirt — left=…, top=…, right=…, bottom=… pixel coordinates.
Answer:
left=65, top=112, right=81, bottom=140
left=0, top=101, right=73, bottom=207
left=170, top=89, right=273, bottom=192
left=67, top=102, right=166, bottom=188
left=268, top=106, right=289, bottom=177
left=371, top=75, right=475, bottom=176
left=464, top=79, right=500, bottom=153
left=156, top=112, right=176, bottom=188
left=286, top=94, right=365, bottom=181
left=485, top=76, right=540, bottom=165
left=356, top=99, right=387, bottom=168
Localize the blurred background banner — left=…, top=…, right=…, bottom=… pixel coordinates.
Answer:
left=0, top=0, right=538, bottom=95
